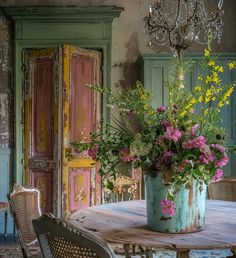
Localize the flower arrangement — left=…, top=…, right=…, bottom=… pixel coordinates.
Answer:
left=68, top=47, right=236, bottom=217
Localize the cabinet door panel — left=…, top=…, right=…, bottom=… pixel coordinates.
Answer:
left=24, top=48, right=59, bottom=213
left=30, top=169, right=53, bottom=212
left=69, top=168, right=93, bottom=211
left=62, top=45, right=102, bottom=217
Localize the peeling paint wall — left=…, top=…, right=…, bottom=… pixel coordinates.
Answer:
left=0, top=9, right=12, bottom=148
left=0, top=0, right=236, bottom=147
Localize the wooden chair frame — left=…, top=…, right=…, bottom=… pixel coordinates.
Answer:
left=208, top=176, right=236, bottom=201
left=102, top=174, right=138, bottom=204
left=32, top=213, right=117, bottom=258
left=8, top=184, right=42, bottom=258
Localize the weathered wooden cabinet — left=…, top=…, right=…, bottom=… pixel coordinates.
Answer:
left=23, top=46, right=102, bottom=217
left=5, top=6, right=123, bottom=218
left=138, top=53, right=236, bottom=177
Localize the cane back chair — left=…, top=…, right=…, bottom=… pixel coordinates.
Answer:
left=102, top=175, right=138, bottom=204
left=208, top=176, right=236, bottom=201
left=32, top=213, right=116, bottom=258
left=102, top=166, right=143, bottom=204
left=0, top=201, right=8, bottom=238
left=8, top=184, right=42, bottom=258
left=102, top=169, right=144, bottom=257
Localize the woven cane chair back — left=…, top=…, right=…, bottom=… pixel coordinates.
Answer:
left=102, top=169, right=144, bottom=257
left=32, top=213, right=116, bottom=258
left=103, top=175, right=138, bottom=204
left=8, top=184, right=42, bottom=257
left=208, top=177, right=236, bottom=201
left=102, top=167, right=143, bottom=204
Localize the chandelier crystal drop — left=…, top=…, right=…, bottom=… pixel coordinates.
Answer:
left=144, top=0, right=224, bottom=57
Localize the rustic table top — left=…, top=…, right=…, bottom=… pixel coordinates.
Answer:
left=69, top=200, right=236, bottom=252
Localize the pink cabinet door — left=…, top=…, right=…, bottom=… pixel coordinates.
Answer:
left=62, top=46, right=102, bottom=217
left=69, top=168, right=93, bottom=211
left=24, top=48, right=59, bottom=213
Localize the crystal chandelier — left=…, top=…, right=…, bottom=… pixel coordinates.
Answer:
left=144, top=0, right=224, bottom=58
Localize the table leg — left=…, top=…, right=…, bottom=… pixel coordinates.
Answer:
left=177, top=250, right=190, bottom=258
left=4, top=210, right=8, bottom=238
left=231, top=247, right=236, bottom=258
left=123, top=244, right=131, bottom=258
left=145, top=248, right=154, bottom=258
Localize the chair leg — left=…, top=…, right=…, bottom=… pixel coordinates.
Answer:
left=123, top=244, right=131, bottom=258
left=177, top=250, right=190, bottom=258
left=4, top=210, right=8, bottom=238
left=145, top=248, right=154, bottom=258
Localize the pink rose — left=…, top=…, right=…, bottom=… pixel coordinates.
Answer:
left=182, top=136, right=206, bottom=150
left=88, top=145, right=99, bottom=160
left=211, top=144, right=226, bottom=153
left=161, top=120, right=172, bottom=128
left=164, top=127, right=182, bottom=143
left=198, top=153, right=214, bottom=164
left=191, top=124, right=198, bottom=136
left=120, top=148, right=135, bottom=163
left=213, top=169, right=224, bottom=181
left=193, top=136, right=206, bottom=148
left=162, top=151, right=175, bottom=164
left=157, top=106, right=166, bottom=113
left=182, top=140, right=194, bottom=149
left=215, top=155, right=229, bottom=167
left=160, top=199, right=176, bottom=217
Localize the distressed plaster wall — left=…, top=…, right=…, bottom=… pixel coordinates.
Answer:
left=0, top=0, right=236, bottom=146
left=0, top=9, right=12, bottom=148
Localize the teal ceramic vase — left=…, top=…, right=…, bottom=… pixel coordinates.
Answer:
left=145, top=174, right=207, bottom=233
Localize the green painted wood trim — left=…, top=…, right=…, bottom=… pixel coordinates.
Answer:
left=138, top=53, right=236, bottom=62
left=4, top=6, right=124, bottom=21
left=14, top=43, right=23, bottom=185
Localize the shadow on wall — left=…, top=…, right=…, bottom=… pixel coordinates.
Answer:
left=113, top=31, right=140, bottom=90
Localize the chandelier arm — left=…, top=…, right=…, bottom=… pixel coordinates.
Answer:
left=147, top=15, right=170, bottom=32
left=218, top=0, right=224, bottom=10
left=168, top=29, right=175, bottom=53
left=172, top=0, right=181, bottom=30
left=187, top=1, right=199, bottom=24
left=147, top=22, right=169, bottom=34
left=157, top=10, right=171, bottom=31
left=195, top=12, right=222, bottom=31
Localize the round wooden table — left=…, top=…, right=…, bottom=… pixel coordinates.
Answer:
left=69, top=200, right=236, bottom=258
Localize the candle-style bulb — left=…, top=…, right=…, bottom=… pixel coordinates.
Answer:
left=149, top=5, right=153, bottom=15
